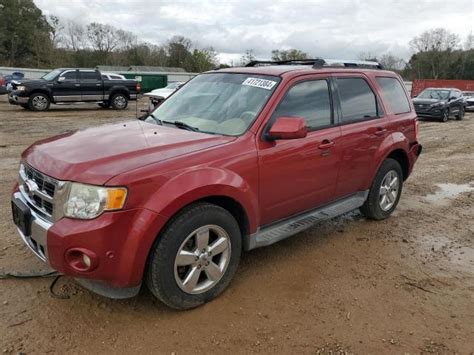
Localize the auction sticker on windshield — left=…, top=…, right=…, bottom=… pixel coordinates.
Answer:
left=242, top=77, right=277, bottom=90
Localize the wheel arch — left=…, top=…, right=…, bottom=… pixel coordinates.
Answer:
left=386, top=149, right=410, bottom=181
left=109, top=87, right=130, bottom=100
left=29, top=89, right=52, bottom=101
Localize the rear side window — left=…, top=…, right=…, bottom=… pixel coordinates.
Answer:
left=376, top=77, right=411, bottom=114
left=336, top=78, right=378, bottom=123
left=272, top=80, right=332, bottom=129
left=81, top=71, right=99, bottom=80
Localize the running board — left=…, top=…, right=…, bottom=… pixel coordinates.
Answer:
left=245, top=191, right=368, bottom=250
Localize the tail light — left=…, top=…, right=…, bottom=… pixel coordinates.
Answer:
left=0, top=79, right=5, bottom=86
left=136, top=83, right=141, bottom=93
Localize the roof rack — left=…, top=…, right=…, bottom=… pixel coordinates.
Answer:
left=244, top=58, right=384, bottom=70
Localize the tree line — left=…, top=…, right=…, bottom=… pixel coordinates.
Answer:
left=1, top=0, right=473, bottom=79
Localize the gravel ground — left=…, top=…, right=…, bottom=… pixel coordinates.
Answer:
left=0, top=95, right=473, bottom=354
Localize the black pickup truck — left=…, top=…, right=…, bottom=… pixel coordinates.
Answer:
left=8, top=68, right=139, bottom=111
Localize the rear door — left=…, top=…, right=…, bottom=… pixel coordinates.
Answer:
left=52, top=70, right=80, bottom=102
left=79, top=70, right=104, bottom=101
left=333, top=74, right=388, bottom=198
left=258, top=75, right=342, bottom=225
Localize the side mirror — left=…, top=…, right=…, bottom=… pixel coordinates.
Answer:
left=266, top=116, right=307, bottom=140
left=57, top=76, right=65, bottom=83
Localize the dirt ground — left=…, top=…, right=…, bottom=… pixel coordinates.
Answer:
left=0, top=95, right=473, bottom=354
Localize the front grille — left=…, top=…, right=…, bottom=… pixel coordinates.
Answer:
left=19, top=164, right=60, bottom=220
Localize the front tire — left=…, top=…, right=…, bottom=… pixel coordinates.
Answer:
left=456, top=107, right=464, bottom=120
left=440, top=108, right=449, bottom=122
left=146, top=203, right=242, bottom=310
left=28, top=93, right=50, bottom=111
left=360, top=158, right=403, bottom=220
left=110, top=93, right=128, bottom=110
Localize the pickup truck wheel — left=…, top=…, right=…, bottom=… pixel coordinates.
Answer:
left=28, top=93, right=50, bottom=111
left=146, top=203, right=242, bottom=310
left=455, top=107, right=464, bottom=120
left=110, top=93, right=128, bottom=110
left=360, top=158, right=403, bottom=220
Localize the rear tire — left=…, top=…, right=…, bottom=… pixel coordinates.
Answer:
left=360, top=158, right=403, bottom=220
left=110, top=93, right=128, bottom=110
left=28, top=93, right=50, bottom=111
left=146, top=203, right=241, bottom=310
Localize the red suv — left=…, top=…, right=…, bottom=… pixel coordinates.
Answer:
left=11, top=59, right=422, bottom=309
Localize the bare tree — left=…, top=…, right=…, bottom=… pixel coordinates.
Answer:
left=271, top=49, right=308, bottom=61
left=379, top=53, right=405, bottom=71
left=87, top=23, right=120, bottom=53
left=65, top=20, right=87, bottom=51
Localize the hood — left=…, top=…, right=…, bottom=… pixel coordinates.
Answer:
left=412, top=98, right=445, bottom=105
left=23, top=120, right=236, bottom=185
left=12, top=79, right=47, bottom=88
left=145, top=88, right=174, bottom=99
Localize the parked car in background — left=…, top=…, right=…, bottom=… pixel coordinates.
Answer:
left=8, top=68, right=139, bottom=111
left=462, top=91, right=474, bottom=111
left=143, top=81, right=184, bottom=112
left=102, top=72, right=126, bottom=80
left=0, top=72, right=25, bottom=94
left=11, top=59, right=422, bottom=309
left=412, top=87, right=465, bottom=122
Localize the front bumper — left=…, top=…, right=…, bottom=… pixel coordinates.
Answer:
left=12, top=190, right=166, bottom=298
left=414, top=107, right=444, bottom=118
left=8, top=93, right=28, bottom=105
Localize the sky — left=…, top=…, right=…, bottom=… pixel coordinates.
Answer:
left=34, top=0, right=474, bottom=64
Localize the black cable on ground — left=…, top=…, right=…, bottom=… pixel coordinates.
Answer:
left=49, top=275, right=70, bottom=299
left=0, top=270, right=59, bottom=279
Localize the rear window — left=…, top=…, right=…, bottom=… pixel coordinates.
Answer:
left=336, top=78, right=378, bottom=123
left=376, top=77, right=411, bottom=114
left=81, top=71, right=99, bottom=80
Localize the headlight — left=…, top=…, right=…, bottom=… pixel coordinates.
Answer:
left=16, top=86, right=26, bottom=91
left=64, top=183, right=127, bottom=219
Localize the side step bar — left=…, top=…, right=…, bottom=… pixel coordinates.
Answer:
left=245, top=191, right=368, bottom=250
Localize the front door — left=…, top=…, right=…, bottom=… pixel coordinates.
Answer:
left=258, top=76, right=342, bottom=226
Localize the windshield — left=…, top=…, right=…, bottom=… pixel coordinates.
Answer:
left=42, top=69, right=62, bottom=81
left=147, top=73, right=280, bottom=136
left=418, top=89, right=450, bottom=100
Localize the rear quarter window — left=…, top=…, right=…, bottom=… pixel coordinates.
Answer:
left=376, top=77, right=411, bottom=114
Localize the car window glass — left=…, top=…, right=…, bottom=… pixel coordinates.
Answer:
left=81, top=71, right=99, bottom=80
left=337, top=78, right=378, bottom=122
left=62, top=71, right=78, bottom=80
left=272, top=80, right=332, bottom=129
left=375, top=77, right=411, bottom=114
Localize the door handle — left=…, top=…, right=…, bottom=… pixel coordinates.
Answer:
left=74, top=84, right=81, bottom=87
left=318, top=140, right=335, bottom=149
left=96, top=84, right=101, bottom=86
left=374, top=127, right=387, bottom=136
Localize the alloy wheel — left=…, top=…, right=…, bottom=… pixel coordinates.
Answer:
left=174, top=225, right=231, bottom=294
left=379, top=170, right=400, bottom=211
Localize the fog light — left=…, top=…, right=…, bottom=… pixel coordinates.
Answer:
left=82, top=254, right=91, bottom=268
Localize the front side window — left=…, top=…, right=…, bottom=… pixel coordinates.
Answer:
left=148, top=73, right=280, bottom=136
left=42, top=69, right=62, bottom=81
left=376, top=77, right=411, bottom=114
left=337, top=77, right=378, bottom=123
left=62, top=71, right=78, bottom=80
left=271, top=79, right=332, bottom=129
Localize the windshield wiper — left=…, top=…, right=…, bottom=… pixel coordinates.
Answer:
left=163, top=120, right=201, bottom=132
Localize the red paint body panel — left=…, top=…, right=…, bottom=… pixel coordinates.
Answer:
left=15, top=66, right=421, bottom=290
